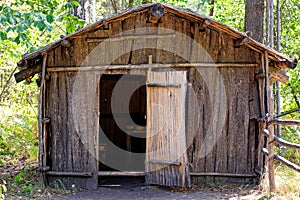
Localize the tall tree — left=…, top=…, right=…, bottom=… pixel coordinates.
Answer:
left=266, top=0, right=274, bottom=46
left=244, top=0, right=264, bottom=42
left=71, top=0, right=96, bottom=23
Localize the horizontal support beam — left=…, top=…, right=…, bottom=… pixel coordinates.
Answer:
left=87, top=33, right=175, bottom=43
left=97, top=171, right=257, bottom=178
left=269, top=119, right=300, bottom=126
left=46, top=171, right=93, bottom=177
left=147, top=83, right=181, bottom=88
left=190, top=172, right=257, bottom=178
left=98, top=171, right=145, bottom=176
left=274, top=154, right=300, bottom=173
left=47, top=63, right=258, bottom=72
left=148, top=160, right=181, bottom=166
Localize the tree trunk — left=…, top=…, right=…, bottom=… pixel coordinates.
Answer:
left=266, top=0, right=274, bottom=47
left=275, top=0, right=281, bottom=138
left=244, top=0, right=264, bottom=43
left=71, top=0, right=96, bottom=23
left=209, top=0, right=215, bottom=16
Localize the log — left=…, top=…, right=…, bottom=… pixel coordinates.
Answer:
left=146, top=83, right=181, bottom=88
left=190, top=172, right=257, bottom=178
left=61, top=39, right=71, bottom=48
left=86, top=33, right=176, bottom=43
left=262, top=148, right=269, bottom=156
left=17, top=59, right=28, bottom=68
left=148, top=160, right=181, bottom=166
left=264, top=129, right=300, bottom=149
left=42, top=118, right=50, bottom=124
left=234, top=37, right=250, bottom=48
left=269, top=119, right=300, bottom=126
left=199, top=19, right=210, bottom=31
left=47, top=63, right=258, bottom=72
left=274, top=108, right=300, bottom=118
left=269, top=66, right=289, bottom=84
left=148, top=3, right=165, bottom=24
left=274, top=154, right=300, bottom=172
left=46, top=171, right=93, bottom=177
left=274, top=136, right=300, bottom=150
left=266, top=51, right=276, bottom=191
left=98, top=171, right=145, bottom=176
left=14, top=64, right=41, bottom=83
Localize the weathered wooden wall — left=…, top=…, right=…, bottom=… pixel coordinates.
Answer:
left=45, top=72, right=98, bottom=189
left=186, top=66, right=260, bottom=183
left=44, top=9, right=262, bottom=187
left=46, top=11, right=260, bottom=67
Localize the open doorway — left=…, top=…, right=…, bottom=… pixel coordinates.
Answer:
left=98, top=74, right=146, bottom=172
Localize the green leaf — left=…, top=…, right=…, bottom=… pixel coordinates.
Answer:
left=46, top=15, right=54, bottom=23
left=65, top=2, right=73, bottom=9
left=14, top=35, right=20, bottom=44
left=71, top=1, right=80, bottom=6
left=34, top=20, right=46, bottom=31
left=0, top=32, right=7, bottom=40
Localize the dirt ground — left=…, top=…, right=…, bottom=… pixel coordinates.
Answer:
left=39, top=177, right=263, bottom=200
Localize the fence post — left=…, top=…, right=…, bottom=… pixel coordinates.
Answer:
left=267, top=124, right=276, bottom=191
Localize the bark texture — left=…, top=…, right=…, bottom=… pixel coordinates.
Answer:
left=244, top=0, right=264, bottom=43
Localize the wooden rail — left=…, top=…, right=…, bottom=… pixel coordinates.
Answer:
left=46, top=171, right=93, bottom=177
left=263, top=129, right=300, bottom=149
left=262, top=126, right=300, bottom=190
left=268, top=119, right=300, bottom=126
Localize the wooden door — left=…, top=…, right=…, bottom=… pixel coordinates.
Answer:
left=145, top=70, right=190, bottom=187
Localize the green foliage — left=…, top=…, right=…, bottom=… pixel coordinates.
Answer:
left=0, top=0, right=86, bottom=167
left=0, top=0, right=85, bottom=51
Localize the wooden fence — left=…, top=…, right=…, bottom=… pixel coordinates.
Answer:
left=261, top=119, right=300, bottom=191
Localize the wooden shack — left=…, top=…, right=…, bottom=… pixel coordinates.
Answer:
left=15, top=3, right=297, bottom=189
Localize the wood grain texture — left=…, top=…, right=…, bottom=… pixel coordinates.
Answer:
left=146, top=70, right=190, bottom=187
left=46, top=72, right=98, bottom=189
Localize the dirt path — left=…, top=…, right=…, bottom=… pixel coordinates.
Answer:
left=40, top=177, right=262, bottom=200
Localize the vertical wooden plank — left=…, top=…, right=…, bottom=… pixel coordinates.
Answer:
left=209, top=29, right=219, bottom=62
left=218, top=33, right=235, bottom=63
left=214, top=68, right=229, bottom=175
left=156, top=14, right=176, bottom=63
left=49, top=72, right=59, bottom=171
left=47, top=49, right=55, bottom=67
left=54, top=46, right=64, bottom=67
left=235, top=68, right=250, bottom=174
left=131, top=12, right=148, bottom=65
left=227, top=68, right=238, bottom=174
left=59, top=72, right=68, bottom=171
left=109, top=20, right=123, bottom=65
left=121, top=15, right=136, bottom=64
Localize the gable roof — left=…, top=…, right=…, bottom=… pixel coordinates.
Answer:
left=16, top=3, right=297, bottom=73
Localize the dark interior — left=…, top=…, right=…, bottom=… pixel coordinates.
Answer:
left=99, top=74, right=146, bottom=171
